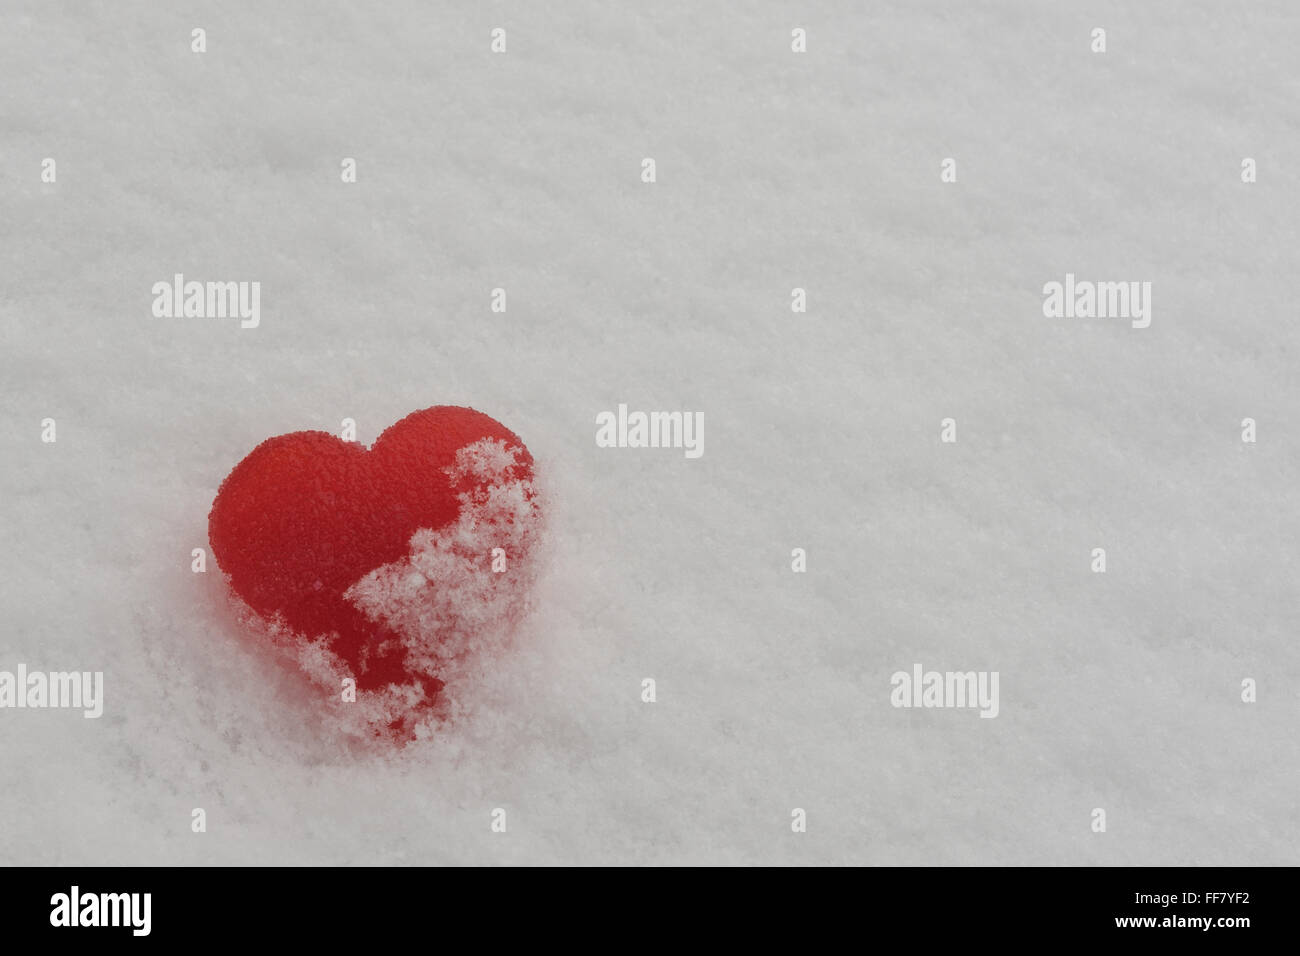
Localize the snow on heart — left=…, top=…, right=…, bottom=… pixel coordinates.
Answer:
left=343, top=440, right=541, bottom=705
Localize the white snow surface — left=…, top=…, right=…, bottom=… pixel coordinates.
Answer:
left=2, top=1, right=1299, bottom=865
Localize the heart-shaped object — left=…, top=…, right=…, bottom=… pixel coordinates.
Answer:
left=208, top=406, right=541, bottom=742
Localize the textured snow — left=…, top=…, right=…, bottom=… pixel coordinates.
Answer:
left=2, top=0, right=1299, bottom=865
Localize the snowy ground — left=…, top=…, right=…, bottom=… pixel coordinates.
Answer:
left=2, top=1, right=1299, bottom=865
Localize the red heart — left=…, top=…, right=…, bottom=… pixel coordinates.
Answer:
left=208, top=406, right=539, bottom=742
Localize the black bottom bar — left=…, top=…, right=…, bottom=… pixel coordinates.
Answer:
left=0, top=865, right=1282, bottom=943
